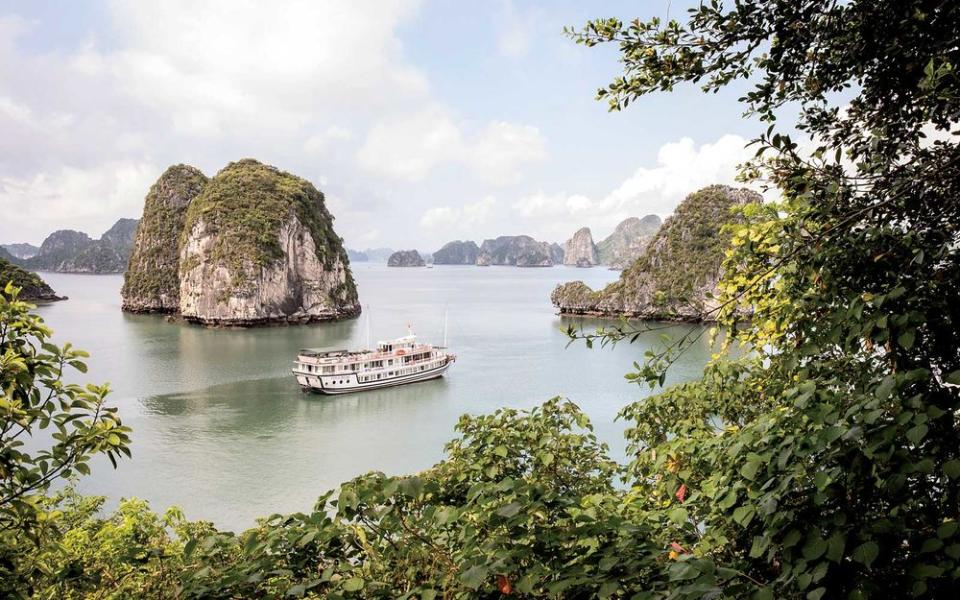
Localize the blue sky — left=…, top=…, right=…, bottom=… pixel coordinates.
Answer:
left=0, top=1, right=760, bottom=249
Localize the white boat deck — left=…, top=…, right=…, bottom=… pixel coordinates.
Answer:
left=292, top=333, right=455, bottom=395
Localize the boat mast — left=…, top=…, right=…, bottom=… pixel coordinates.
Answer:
left=443, top=305, right=448, bottom=347
left=366, top=305, right=371, bottom=350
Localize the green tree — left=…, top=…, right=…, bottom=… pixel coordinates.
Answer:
left=0, top=283, right=132, bottom=596
left=567, top=0, right=960, bottom=597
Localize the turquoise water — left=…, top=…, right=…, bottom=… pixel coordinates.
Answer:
left=34, top=265, right=712, bottom=530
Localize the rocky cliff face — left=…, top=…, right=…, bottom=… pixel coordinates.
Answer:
left=100, top=218, right=139, bottom=250
left=0, top=254, right=64, bottom=301
left=178, top=159, right=359, bottom=326
left=563, top=227, right=599, bottom=267
left=122, top=165, right=208, bottom=313
left=477, top=236, right=558, bottom=267
left=387, top=250, right=426, bottom=267
left=26, top=230, right=92, bottom=271
left=552, top=185, right=761, bottom=321
left=23, top=220, right=140, bottom=274
left=596, top=214, right=662, bottom=267
left=550, top=243, right=565, bottom=265
left=432, top=240, right=479, bottom=265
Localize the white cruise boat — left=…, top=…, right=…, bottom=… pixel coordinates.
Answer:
left=292, top=331, right=455, bottom=395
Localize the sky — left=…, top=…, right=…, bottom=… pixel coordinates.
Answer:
left=0, top=0, right=762, bottom=250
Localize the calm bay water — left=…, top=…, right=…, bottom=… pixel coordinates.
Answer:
left=35, top=265, right=712, bottom=530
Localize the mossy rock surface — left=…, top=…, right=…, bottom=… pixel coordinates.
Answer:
left=122, top=164, right=208, bottom=312
left=552, top=185, right=761, bottom=321
left=183, top=160, right=352, bottom=283
left=178, top=159, right=358, bottom=322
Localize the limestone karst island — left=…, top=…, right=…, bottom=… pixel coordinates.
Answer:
left=122, top=160, right=359, bottom=326
left=2, top=2, right=955, bottom=598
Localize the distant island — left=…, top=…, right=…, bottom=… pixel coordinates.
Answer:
left=0, top=249, right=65, bottom=301
left=411, top=216, right=662, bottom=269
left=387, top=249, right=426, bottom=267
left=122, top=159, right=360, bottom=327
left=551, top=185, right=760, bottom=322
left=2, top=219, right=139, bottom=274
left=1, top=243, right=40, bottom=260
left=432, top=240, right=479, bottom=264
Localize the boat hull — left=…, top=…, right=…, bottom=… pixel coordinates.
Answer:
left=294, top=359, right=452, bottom=395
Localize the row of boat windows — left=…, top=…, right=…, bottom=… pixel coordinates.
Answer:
left=323, top=360, right=441, bottom=385
left=302, top=352, right=433, bottom=375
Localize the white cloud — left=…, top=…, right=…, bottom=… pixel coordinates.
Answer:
left=602, top=135, right=751, bottom=216
left=420, top=196, right=496, bottom=233
left=505, top=134, right=757, bottom=242
left=465, top=121, right=546, bottom=185
left=106, top=0, right=428, bottom=135
left=358, top=229, right=381, bottom=244
left=358, top=108, right=546, bottom=184
left=0, top=161, right=159, bottom=241
left=357, top=106, right=463, bottom=182
left=496, top=0, right=535, bottom=58
left=304, top=126, right=354, bottom=155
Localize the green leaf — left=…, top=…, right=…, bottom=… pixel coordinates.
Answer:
left=946, top=370, right=960, bottom=385
left=497, top=502, right=522, bottom=518
left=852, top=541, right=879, bottom=568
left=750, top=535, right=770, bottom=558
left=668, top=507, right=688, bottom=525
left=733, top=505, right=755, bottom=526
left=936, top=521, right=958, bottom=539
left=807, top=587, right=826, bottom=600
left=897, top=330, right=915, bottom=349
left=905, top=424, right=928, bottom=445
left=753, top=588, right=774, bottom=600
left=668, top=561, right=700, bottom=581
left=944, top=459, right=960, bottom=479
left=599, top=581, right=619, bottom=598
left=826, top=532, right=845, bottom=563
left=493, top=445, right=508, bottom=457
left=875, top=376, right=895, bottom=400
left=342, top=577, right=364, bottom=592
left=460, top=564, right=488, bottom=589
left=802, top=535, right=827, bottom=560
left=740, top=459, right=761, bottom=480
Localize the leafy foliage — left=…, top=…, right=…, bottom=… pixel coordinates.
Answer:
left=0, top=284, right=131, bottom=596
left=563, top=0, right=960, bottom=597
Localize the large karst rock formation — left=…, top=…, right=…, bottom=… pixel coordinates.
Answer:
left=122, top=165, right=208, bottom=313
left=596, top=214, right=662, bottom=268
left=551, top=185, right=761, bottom=322
left=476, top=236, right=561, bottom=267
left=562, top=227, right=600, bottom=267
left=432, top=241, right=480, bottom=265
left=122, top=159, right=360, bottom=326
